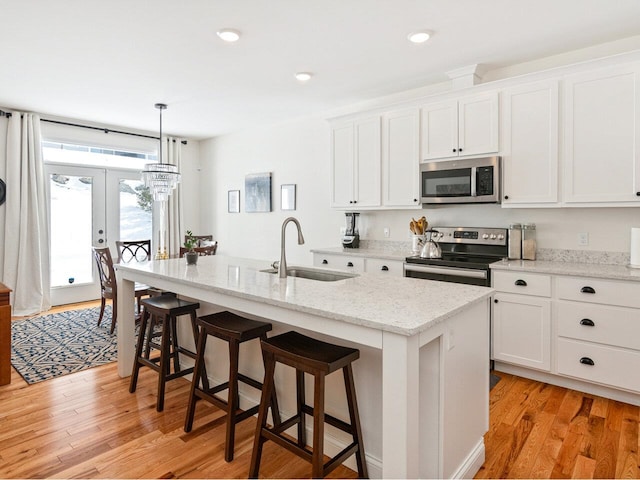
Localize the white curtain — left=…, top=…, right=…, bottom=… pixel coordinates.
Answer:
left=166, top=137, right=184, bottom=256
left=3, top=113, right=51, bottom=316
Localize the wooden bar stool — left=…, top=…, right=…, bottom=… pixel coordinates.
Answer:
left=249, top=330, right=368, bottom=479
left=129, top=294, right=204, bottom=412
left=184, top=311, right=279, bottom=462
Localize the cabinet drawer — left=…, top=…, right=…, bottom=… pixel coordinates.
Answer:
left=365, top=258, right=404, bottom=276
left=492, top=271, right=551, bottom=297
left=557, top=338, right=640, bottom=392
left=557, top=277, right=640, bottom=308
left=313, top=254, right=365, bottom=273
left=557, top=301, right=640, bottom=350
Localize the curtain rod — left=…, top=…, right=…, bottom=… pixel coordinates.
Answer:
left=0, top=109, right=187, bottom=145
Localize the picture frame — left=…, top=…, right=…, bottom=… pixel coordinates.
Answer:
left=228, top=189, right=240, bottom=213
left=245, top=172, right=272, bottom=213
left=281, top=184, right=296, bottom=210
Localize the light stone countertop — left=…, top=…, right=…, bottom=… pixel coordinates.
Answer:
left=116, top=255, right=492, bottom=336
left=490, top=258, right=640, bottom=282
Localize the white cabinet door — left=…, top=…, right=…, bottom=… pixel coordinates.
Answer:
left=421, top=100, right=458, bottom=160
left=501, top=80, right=559, bottom=206
left=458, top=92, right=499, bottom=157
left=330, top=117, right=381, bottom=208
left=421, top=92, right=499, bottom=160
left=313, top=253, right=365, bottom=273
left=492, top=292, right=551, bottom=371
left=365, top=258, right=404, bottom=276
left=382, top=108, right=421, bottom=207
left=563, top=65, right=640, bottom=204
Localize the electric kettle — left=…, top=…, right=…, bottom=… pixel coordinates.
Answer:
left=420, top=229, right=442, bottom=259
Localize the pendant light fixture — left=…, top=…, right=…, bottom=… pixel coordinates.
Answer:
left=141, top=103, right=180, bottom=201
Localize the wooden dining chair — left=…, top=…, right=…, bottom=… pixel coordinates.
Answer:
left=184, top=235, right=214, bottom=247
left=116, top=240, right=151, bottom=264
left=179, top=244, right=217, bottom=257
left=92, top=247, right=150, bottom=334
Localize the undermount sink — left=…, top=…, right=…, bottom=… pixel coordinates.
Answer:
left=261, top=266, right=358, bottom=282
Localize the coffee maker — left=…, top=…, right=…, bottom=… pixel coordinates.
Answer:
left=342, top=212, right=360, bottom=248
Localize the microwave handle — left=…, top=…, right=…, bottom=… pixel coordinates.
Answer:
left=470, top=166, right=477, bottom=197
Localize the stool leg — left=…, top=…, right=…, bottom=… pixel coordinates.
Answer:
left=259, top=333, right=281, bottom=427
left=296, top=370, right=306, bottom=448
left=156, top=315, right=171, bottom=412
left=344, top=364, right=368, bottom=479
left=249, top=350, right=276, bottom=478
left=170, top=314, right=181, bottom=374
left=190, top=310, right=209, bottom=391
left=184, top=326, right=208, bottom=432
left=129, top=308, right=150, bottom=393
left=311, top=372, right=326, bottom=479
left=224, top=338, right=240, bottom=462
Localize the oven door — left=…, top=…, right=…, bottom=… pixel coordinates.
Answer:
left=403, top=263, right=489, bottom=286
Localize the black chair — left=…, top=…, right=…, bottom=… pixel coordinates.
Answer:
left=115, top=240, right=151, bottom=263
left=92, top=247, right=150, bottom=334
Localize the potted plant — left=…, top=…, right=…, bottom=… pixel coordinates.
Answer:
left=184, top=230, right=199, bottom=265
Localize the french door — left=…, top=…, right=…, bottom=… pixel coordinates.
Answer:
left=45, top=164, right=152, bottom=305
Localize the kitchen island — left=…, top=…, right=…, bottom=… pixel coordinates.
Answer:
left=116, top=255, right=492, bottom=479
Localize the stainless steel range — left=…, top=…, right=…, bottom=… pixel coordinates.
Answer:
left=403, top=226, right=508, bottom=286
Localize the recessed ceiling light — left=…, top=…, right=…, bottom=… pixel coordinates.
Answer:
left=217, top=29, right=241, bottom=42
left=295, top=72, right=313, bottom=82
left=408, top=31, right=431, bottom=44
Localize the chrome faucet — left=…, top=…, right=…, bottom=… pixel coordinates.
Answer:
left=279, top=217, right=305, bottom=278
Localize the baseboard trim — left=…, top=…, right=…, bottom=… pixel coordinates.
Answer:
left=451, top=438, right=485, bottom=479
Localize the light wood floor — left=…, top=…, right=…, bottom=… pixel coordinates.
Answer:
left=3, top=303, right=640, bottom=478
left=476, top=371, right=640, bottom=479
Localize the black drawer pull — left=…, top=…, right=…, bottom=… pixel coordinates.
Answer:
left=514, top=279, right=527, bottom=286
left=347, top=262, right=354, bottom=267
left=579, top=357, right=595, bottom=366
left=580, top=286, right=596, bottom=294
left=322, top=259, right=328, bottom=264
left=579, top=318, right=595, bottom=327
left=381, top=265, right=389, bottom=271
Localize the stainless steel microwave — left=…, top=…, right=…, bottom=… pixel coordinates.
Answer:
left=420, top=156, right=501, bottom=204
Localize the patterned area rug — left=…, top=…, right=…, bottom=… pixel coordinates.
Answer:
left=11, top=306, right=117, bottom=384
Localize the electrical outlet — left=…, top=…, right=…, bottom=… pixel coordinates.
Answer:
left=383, top=227, right=390, bottom=238
left=578, top=232, right=589, bottom=246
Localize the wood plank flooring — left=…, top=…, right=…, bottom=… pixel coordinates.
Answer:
left=476, top=371, right=640, bottom=479
left=3, top=302, right=640, bottom=478
left=1, top=303, right=357, bottom=479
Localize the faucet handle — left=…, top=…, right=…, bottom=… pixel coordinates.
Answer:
left=271, top=260, right=280, bottom=270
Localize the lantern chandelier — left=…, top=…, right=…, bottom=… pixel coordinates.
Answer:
left=141, top=103, right=180, bottom=201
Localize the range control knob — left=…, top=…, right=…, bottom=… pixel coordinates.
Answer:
left=497, top=234, right=505, bottom=240
left=490, top=234, right=497, bottom=239
left=482, top=233, right=489, bottom=239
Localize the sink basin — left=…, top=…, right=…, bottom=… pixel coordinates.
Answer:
left=261, top=266, right=358, bottom=282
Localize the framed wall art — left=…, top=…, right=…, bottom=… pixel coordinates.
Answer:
left=245, top=172, right=272, bottom=213
left=281, top=184, right=296, bottom=211
left=228, top=189, right=240, bottom=213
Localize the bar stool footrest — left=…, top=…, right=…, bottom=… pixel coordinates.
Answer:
left=301, top=404, right=355, bottom=435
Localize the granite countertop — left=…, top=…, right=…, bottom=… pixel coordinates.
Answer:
left=116, top=255, right=492, bottom=336
left=490, top=258, right=640, bottom=282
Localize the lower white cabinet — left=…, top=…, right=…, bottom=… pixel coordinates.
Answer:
left=312, top=253, right=404, bottom=277
left=364, top=258, right=404, bottom=276
left=492, top=292, right=551, bottom=371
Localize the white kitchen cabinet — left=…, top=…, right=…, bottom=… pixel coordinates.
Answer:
left=364, top=258, right=404, bottom=276
left=330, top=116, right=381, bottom=208
left=382, top=108, right=421, bottom=208
left=492, top=293, right=551, bottom=371
left=500, top=80, right=559, bottom=206
left=313, top=253, right=365, bottom=273
left=562, top=64, right=640, bottom=205
left=421, top=92, right=499, bottom=160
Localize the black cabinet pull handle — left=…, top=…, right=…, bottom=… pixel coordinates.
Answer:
left=636, top=192, right=640, bottom=196
left=347, top=262, right=354, bottom=267
left=580, top=318, right=595, bottom=327
left=514, top=279, right=527, bottom=286
left=504, top=195, right=509, bottom=200
left=413, top=198, right=418, bottom=202
left=579, top=357, right=595, bottom=366
left=322, top=259, right=328, bottom=264
left=381, top=265, right=389, bottom=271
left=581, top=286, right=596, bottom=294
left=494, top=299, right=499, bottom=303
left=452, top=148, right=457, bottom=153
left=459, top=148, right=463, bottom=152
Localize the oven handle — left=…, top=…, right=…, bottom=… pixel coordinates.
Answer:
left=471, top=166, right=477, bottom=197
left=403, top=263, right=488, bottom=279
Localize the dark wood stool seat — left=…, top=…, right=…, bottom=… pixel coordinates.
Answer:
left=129, top=294, right=204, bottom=412
left=184, top=311, right=279, bottom=463
left=249, top=330, right=368, bottom=479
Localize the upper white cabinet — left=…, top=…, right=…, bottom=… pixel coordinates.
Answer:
left=500, top=80, right=559, bottom=206
left=421, top=92, right=499, bottom=160
left=562, top=65, right=640, bottom=205
left=382, top=108, right=421, bottom=208
left=330, top=116, right=381, bottom=208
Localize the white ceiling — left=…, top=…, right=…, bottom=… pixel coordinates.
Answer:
left=2, top=0, right=640, bottom=140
